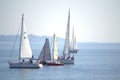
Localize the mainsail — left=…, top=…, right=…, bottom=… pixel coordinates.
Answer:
left=63, top=9, right=70, bottom=58
left=70, top=27, right=78, bottom=50
left=74, top=37, right=77, bottom=50
left=19, top=14, right=32, bottom=59
left=70, top=27, right=74, bottom=50
left=38, top=38, right=51, bottom=63
left=53, top=34, right=58, bottom=60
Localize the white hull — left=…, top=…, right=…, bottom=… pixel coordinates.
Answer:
left=9, top=62, right=43, bottom=68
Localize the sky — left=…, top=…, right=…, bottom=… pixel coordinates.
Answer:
left=0, top=0, right=120, bottom=42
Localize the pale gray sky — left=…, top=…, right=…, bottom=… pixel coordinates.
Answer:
left=0, top=0, right=120, bottom=42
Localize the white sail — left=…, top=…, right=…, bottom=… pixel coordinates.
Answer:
left=53, top=34, right=58, bottom=60
left=70, top=27, right=78, bottom=50
left=70, top=27, right=74, bottom=50
left=63, top=9, right=70, bottom=57
left=74, top=36, right=77, bottom=50
left=20, top=14, right=32, bottom=59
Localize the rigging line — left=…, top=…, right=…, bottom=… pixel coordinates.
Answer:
left=39, top=36, right=46, bottom=51
left=8, top=23, right=21, bottom=62
left=50, top=36, right=53, bottom=58
left=50, top=36, right=53, bottom=49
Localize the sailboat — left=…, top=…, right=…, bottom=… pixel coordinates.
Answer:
left=69, top=27, right=78, bottom=53
left=37, top=38, right=51, bottom=64
left=60, top=10, right=74, bottom=64
left=8, top=14, right=43, bottom=68
left=46, top=34, right=64, bottom=66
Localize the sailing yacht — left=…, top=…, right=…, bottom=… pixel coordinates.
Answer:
left=8, top=14, right=43, bottom=68
left=46, top=34, right=64, bottom=66
left=69, top=27, right=78, bottom=53
left=37, top=38, right=51, bottom=64
left=60, top=10, right=74, bottom=64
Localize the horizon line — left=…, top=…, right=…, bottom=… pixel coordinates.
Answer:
left=0, top=34, right=120, bottom=43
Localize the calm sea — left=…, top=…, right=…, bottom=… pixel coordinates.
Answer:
left=0, top=42, right=120, bottom=80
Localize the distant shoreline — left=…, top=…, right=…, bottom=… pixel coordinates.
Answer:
left=0, top=35, right=120, bottom=43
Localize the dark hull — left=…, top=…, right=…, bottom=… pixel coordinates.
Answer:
left=60, top=56, right=74, bottom=64
left=69, top=49, right=78, bottom=53
left=46, top=62, right=64, bottom=66
left=60, top=59, right=74, bottom=64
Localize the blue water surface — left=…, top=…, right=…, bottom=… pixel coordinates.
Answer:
left=0, top=42, right=120, bottom=80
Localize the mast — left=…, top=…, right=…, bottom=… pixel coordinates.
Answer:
left=52, top=35, right=54, bottom=61
left=19, top=14, right=24, bottom=62
left=63, top=9, right=70, bottom=57
left=68, top=9, right=70, bottom=52
left=73, top=27, right=74, bottom=49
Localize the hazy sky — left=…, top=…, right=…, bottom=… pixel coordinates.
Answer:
left=0, top=0, right=120, bottom=42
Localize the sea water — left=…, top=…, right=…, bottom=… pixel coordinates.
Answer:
left=0, top=42, right=120, bottom=80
